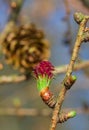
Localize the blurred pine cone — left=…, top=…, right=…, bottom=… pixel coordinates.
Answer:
left=2, top=22, right=50, bottom=73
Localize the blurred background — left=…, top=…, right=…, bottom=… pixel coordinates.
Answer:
left=0, top=0, right=89, bottom=130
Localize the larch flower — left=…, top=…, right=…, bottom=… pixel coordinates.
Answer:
left=33, top=60, right=54, bottom=92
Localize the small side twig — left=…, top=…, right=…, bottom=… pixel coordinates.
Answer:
left=8, top=0, right=24, bottom=22
left=0, top=107, right=88, bottom=117
left=0, top=107, right=51, bottom=117
left=54, top=60, right=89, bottom=74
left=0, top=0, right=24, bottom=45
left=63, top=0, right=72, bottom=49
left=82, top=28, right=89, bottom=42
left=0, top=75, right=26, bottom=83
left=0, top=60, right=89, bottom=84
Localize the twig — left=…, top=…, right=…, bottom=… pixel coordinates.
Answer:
left=50, top=13, right=89, bottom=130
left=8, top=0, right=24, bottom=22
left=0, top=0, right=24, bottom=45
left=68, top=0, right=89, bottom=14
left=67, top=14, right=89, bottom=76
left=54, top=60, right=89, bottom=74
left=63, top=0, right=72, bottom=50
left=0, top=107, right=51, bottom=117
left=0, top=75, right=26, bottom=83
left=83, top=28, right=89, bottom=42
left=0, top=107, right=88, bottom=117
left=0, top=60, right=89, bottom=84
left=64, top=0, right=70, bottom=15
left=50, top=80, right=68, bottom=130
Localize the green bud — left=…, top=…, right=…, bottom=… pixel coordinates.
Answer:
left=67, top=111, right=76, bottom=118
left=74, top=12, right=84, bottom=24
left=72, top=75, right=77, bottom=81
left=64, top=75, right=77, bottom=90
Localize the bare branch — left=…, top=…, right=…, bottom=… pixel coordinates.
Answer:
left=54, top=60, right=89, bottom=74
left=0, top=107, right=88, bottom=117
left=0, top=75, right=26, bottom=83
left=0, top=107, right=51, bottom=117
left=50, top=13, right=89, bottom=130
